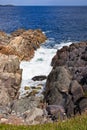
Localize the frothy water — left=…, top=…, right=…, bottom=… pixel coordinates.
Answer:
left=20, top=41, right=72, bottom=97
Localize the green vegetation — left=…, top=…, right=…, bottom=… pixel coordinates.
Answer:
left=0, top=114, right=87, bottom=130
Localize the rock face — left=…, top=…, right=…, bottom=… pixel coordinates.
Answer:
left=0, top=29, right=46, bottom=105
left=0, top=29, right=48, bottom=125
left=51, top=42, right=87, bottom=91
left=0, top=54, right=22, bottom=105
left=0, top=29, right=47, bottom=60
left=45, top=67, right=72, bottom=105
left=44, top=42, right=87, bottom=117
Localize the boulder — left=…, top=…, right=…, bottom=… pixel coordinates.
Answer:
left=74, top=97, right=87, bottom=115
left=70, top=80, right=84, bottom=103
left=32, top=75, right=47, bottom=81
left=46, top=105, right=66, bottom=120
left=23, top=108, right=44, bottom=125
left=64, top=95, right=75, bottom=117
left=78, top=98, right=87, bottom=113
left=10, top=96, right=41, bottom=114
left=44, top=66, right=77, bottom=117
left=44, top=67, right=72, bottom=105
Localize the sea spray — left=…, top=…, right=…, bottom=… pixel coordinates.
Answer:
left=20, top=42, right=72, bottom=97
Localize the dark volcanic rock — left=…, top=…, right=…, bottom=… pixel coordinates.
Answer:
left=46, top=105, right=66, bottom=120
left=45, top=42, right=87, bottom=117
left=32, top=75, right=47, bottom=81
left=74, top=97, right=87, bottom=115
left=51, top=42, right=87, bottom=91
left=77, top=97, right=87, bottom=113
left=44, top=67, right=72, bottom=105
left=44, top=67, right=84, bottom=117
left=70, top=80, right=84, bottom=103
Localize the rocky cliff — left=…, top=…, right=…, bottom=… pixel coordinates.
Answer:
left=0, top=29, right=48, bottom=125
left=44, top=42, right=87, bottom=117
left=0, top=29, right=46, bottom=105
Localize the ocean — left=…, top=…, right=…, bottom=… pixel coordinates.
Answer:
left=0, top=6, right=87, bottom=96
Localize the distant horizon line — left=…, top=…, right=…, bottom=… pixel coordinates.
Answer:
left=0, top=4, right=87, bottom=6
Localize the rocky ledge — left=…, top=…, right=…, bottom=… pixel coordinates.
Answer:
left=44, top=42, right=87, bottom=118
left=0, top=29, right=47, bottom=60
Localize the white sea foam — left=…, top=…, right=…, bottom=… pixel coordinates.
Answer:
left=20, top=41, right=72, bottom=97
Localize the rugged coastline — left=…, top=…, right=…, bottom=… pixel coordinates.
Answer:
left=45, top=42, right=87, bottom=117
left=0, top=29, right=87, bottom=125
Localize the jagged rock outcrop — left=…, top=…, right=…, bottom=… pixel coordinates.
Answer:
left=51, top=42, right=87, bottom=91
left=0, top=28, right=46, bottom=106
left=0, top=29, right=48, bottom=125
left=44, top=42, right=87, bottom=117
left=0, top=29, right=46, bottom=60
left=11, top=29, right=26, bottom=37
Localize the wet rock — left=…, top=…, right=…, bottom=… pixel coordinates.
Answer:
left=32, top=75, right=47, bottom=81
left=24, top=86, right=30, bottom=90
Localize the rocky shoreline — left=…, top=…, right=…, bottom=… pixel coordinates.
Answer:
left=0, top=29, right=49, bottom=125
left=44, top=42, right=87, bottom=118
left=0, top=29, right=87, bottom=125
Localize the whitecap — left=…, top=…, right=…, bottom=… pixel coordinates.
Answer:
left=20, top=41, right=72, bottom=97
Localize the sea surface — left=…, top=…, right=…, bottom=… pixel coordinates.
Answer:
left=0, top=6, right=87, bottom=96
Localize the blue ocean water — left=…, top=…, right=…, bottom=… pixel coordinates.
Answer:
left=1, top=6, right=87, bottom=96
left=0, top=6, right=87, bottom=47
